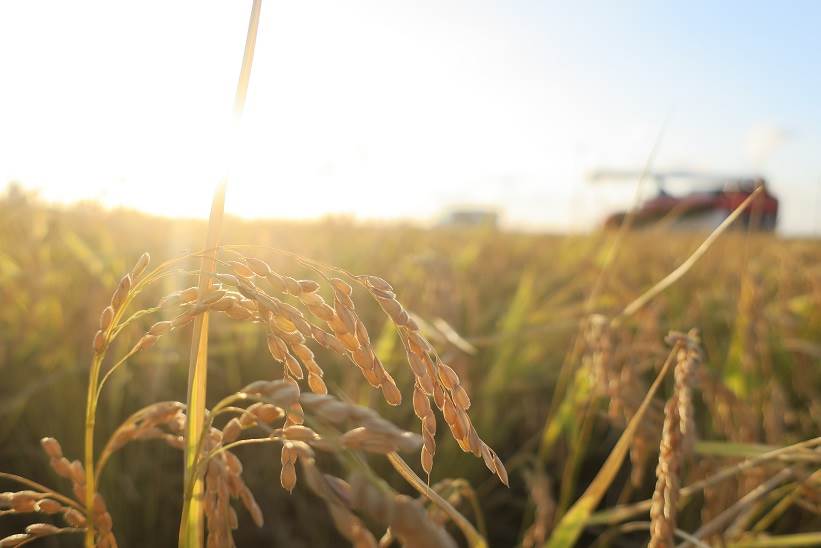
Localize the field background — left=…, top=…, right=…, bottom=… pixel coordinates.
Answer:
left=1, top=188, right=820, bottom=546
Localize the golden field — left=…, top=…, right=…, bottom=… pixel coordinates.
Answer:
left=0, top=187, right=819, bottom=547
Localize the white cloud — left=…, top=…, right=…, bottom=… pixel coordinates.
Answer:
left=745, top=124, right=792, bottom=167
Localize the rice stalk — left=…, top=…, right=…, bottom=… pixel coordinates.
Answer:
left=180, top=2, right=262, bottom=544
left=179, top=186, right=225, bottom=548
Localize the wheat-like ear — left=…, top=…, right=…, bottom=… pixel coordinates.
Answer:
left=649, top=329, right=701, bottom=548
left=649, top=395, right=682, bottom=548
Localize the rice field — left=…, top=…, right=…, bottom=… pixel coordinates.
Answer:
left=0, top=187, right=820, bottom=547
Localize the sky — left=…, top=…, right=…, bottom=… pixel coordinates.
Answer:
left=0, top=1, right=819, bottom=234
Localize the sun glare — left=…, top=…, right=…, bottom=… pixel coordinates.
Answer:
left=1, top=2, right=819, bottom=233
left=0, top=1, right=615, bottom=228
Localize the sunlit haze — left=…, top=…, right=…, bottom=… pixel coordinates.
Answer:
left=1, top=1, right=820, bottom=233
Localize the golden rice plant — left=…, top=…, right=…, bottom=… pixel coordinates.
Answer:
left=0, top=210, right=508, bottom=547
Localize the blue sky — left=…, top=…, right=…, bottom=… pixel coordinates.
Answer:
left=0, top=1, right=819, bottom=233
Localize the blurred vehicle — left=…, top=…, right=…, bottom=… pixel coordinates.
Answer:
left=588, top=170, right=779, bottom=231
left=437, top=207, right=499, bottom=228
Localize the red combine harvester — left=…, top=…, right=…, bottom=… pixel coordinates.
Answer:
left=588, top=170, right=779, bottom=231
